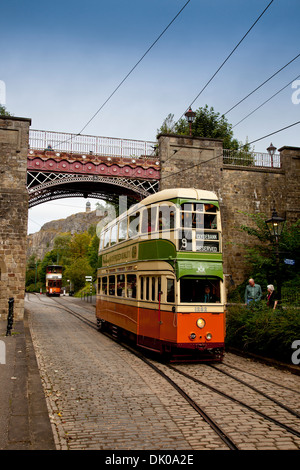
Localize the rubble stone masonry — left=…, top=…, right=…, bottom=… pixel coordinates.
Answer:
left=0, top=116, right=31, bottom=321
left=158, top=134, right=300, bottom=288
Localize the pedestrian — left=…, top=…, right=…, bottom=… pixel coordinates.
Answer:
left=266, top=284, right=278, bottom=310
left=244, top=278, right=262, bottom=305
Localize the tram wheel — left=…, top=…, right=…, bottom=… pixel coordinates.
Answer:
left=97, top=318, right=105, bottom=332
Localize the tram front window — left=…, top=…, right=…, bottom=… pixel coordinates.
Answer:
left=180, top=278, right=220, bottom=303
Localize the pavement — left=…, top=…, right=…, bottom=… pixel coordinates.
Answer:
left=0, top=311, right=55, bottom=450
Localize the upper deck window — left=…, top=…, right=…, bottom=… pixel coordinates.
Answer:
left=180, top=203, right=217, bottom=230
left=141, top=207, right=157, bottom=233
left=128, top=211, right=140, bottom=238
left=179, top=202, right=220, bottom=252
left=158, top=205, right=176, bottom=231
left=104, top=230, right=110, bottom=248
left=119, top=217, right=128, bottom=242
left=111, top=224, right=118, bottom=245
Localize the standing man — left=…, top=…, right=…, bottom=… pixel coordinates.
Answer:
left=244, top=278, right=262, bottom=305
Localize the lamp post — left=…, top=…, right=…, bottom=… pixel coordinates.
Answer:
left=267, top=142, right=277, bottom=168
left=265, top=207, right=285, bottom=302
left=185, top=107, right=196, bottom=136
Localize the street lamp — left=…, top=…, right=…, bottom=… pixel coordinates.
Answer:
left=265, top=207, right=285, bottom=302
left=185, top=107, right=196, bottom=136
left=265, top=207, right=285, bottom=241
left=267, top=142, right=277, bottom=168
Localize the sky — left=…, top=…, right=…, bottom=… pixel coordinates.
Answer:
left=1, top=0, right=299, bottom=234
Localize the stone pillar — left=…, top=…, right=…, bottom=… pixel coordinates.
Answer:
left=0, top=116, right=31, bottom=321
left=279, top=146, right=300, bottom=224
left=158, top=133, right=223, bottom=195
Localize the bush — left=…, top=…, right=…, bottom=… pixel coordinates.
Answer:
left=226, top=302, right=300, bottom=363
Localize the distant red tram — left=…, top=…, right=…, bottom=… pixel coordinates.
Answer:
left=46, top=265, right=62, bottom=296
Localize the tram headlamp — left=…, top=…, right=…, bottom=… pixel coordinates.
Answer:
left=189, top=333, right=196, bottom=340
left=206, top=333, right=212, bottom=340
left=196, top=318, right=205, bottom=329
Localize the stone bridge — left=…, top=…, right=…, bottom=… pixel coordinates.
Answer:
left=27, top=129, right=160, bottom=207
left=0, top=116, right=299, bottom=320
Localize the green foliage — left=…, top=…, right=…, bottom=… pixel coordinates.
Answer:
left=64, top=258, right=94, bottom=292
left=0, top=104, right=13, bottom=116
left=240, top=212, right=300, bottom=289
left=157, top=105, right=242, bottom=150
left=26, top=226, right=100, bottom=294
left=226, top=303, right=300, bottom=363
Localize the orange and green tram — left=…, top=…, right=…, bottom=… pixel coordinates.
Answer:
left=96, top=188, right=226, bottom=361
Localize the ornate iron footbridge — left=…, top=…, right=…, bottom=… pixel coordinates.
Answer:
left=27, top=129, right=160, bottom=207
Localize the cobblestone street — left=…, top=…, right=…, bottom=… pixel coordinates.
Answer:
left=25, top=294, right=300, bottom=451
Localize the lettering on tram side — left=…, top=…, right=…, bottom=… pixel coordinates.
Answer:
left=102, top=244, right=138, bottom=266
left=291, top=340, right=300, bottom=365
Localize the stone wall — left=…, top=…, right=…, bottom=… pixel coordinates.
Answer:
left=0, top=116, right=31, bottom=321
left=158, top=134, right=300, bottom=288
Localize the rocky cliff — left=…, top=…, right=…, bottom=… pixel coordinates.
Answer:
left=27, top=210, right=101, bottom=261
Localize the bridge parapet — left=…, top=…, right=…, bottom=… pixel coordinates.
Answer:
left=29, top=129, right=157, bottom=160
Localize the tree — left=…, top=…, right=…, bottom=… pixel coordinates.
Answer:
left=240, top=213, right=300, bottom=294
left=158, top=105, right=242, bottom=150
left=0, top=105, right=13, bottom=116
left=64, top=258, right=93, bottom=292
left=157, top=113, right=176, bottom=135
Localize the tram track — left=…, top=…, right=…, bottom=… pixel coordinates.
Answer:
left=208, top=364, right=300, bottom=419
left=213, top=362, right=300, bottom=395
left=28, top=293, right=300, bottom=450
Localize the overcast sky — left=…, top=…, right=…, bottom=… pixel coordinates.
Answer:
left=1, top=0, right=299, bottom=234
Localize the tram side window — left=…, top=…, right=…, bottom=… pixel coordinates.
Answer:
left=158, top=205, right=175, bottom=231
left=109, top=275, right=115, bottom=295
left=111, top=224, right=118, bottom=245
left=119, top=218, right=128, bottom=242
left=140, top=277, right=144, bottom=300
left=97, top=278, right=101, bottom=294
left=127, top=274, right=137, bottom=298
left=141, top=207, right=157, bottom=233
left=151, top=277, right=156, bottom=300
left=167, top=278, right=175, bottom=303
left=204, top=203, right=217, bottom=229
left=117, top=274, right=125, bottom=297
left=146, top=277, right=150, bottom=300
left=128, top=212, right=140, bottom=238
left=101, top=276, right=108, bottom=295
left=104, top=230, right=110, bottom=248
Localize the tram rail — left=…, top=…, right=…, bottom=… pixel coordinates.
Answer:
left=28, top=293, right=300, bottom=450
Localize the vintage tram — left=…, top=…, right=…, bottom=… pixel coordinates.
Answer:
left=46, top=265, right=62, bottom=296
left=96, top=188, right=226, bottom=361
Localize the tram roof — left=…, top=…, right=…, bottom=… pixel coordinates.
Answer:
left=140, top=188, right=218, bottom=206
left=102, top=188, right=219, bottom=231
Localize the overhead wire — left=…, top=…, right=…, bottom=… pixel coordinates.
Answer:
left=158, top=0, right=275, bottom=164
left=232, top=74, right=300, bottom=128
left=187, top=0, right=275, bottom=112
left=52, top=0, right=192, bottom=148
left=76, top=0, right=192, bottom=136
left=224, top=52, right=300, bottom=115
